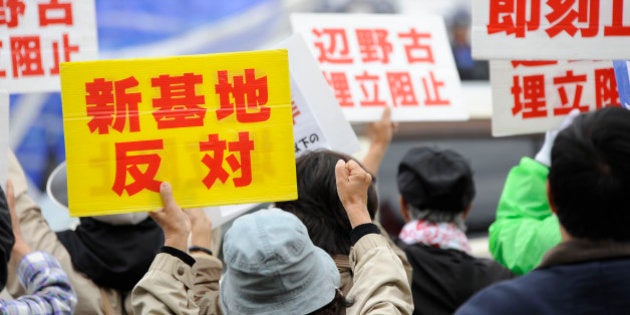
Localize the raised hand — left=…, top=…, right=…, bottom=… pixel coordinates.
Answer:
left=335, top=159, right=372, bottom=228
left=362, top=107, right=397, bottom=174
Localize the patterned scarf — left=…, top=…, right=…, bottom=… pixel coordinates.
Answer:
left=398, top=219, right=471, bottom=254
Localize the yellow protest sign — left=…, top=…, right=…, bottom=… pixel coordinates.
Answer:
left=60, top=50, right=296, bottom=217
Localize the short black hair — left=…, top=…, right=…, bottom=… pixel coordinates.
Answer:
left=549, top=107, right=630, bottom=241
left=275, top=150, right=378, bottom=256
left=397, top=146, right=475, bottom=214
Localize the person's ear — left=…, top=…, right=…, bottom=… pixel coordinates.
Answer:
left=399, top=195, right=411, bottom=222
left=547, top=180, right=558, bottom=214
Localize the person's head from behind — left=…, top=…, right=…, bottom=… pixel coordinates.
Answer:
left=275, top=149, right=378, bottom=256
left=397, top=146, right=475, bottom=227
left=549, top=107, right=630, bottom=241
left=220, top=208, right=347, bottom=315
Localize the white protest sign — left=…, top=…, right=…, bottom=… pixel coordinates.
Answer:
left=0, top=0, right=99, bottom=93
left=491, top=60, right=621, bottom=136
left=277, top=34, right=360, bottom=156
left=0, top=91, right=7, bottom=191
left=472, top=0, right=630, bottom=60
left=291, top=13, right=468, bottom=122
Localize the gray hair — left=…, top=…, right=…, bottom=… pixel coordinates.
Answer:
left=407, top=204, right=467, bottom=232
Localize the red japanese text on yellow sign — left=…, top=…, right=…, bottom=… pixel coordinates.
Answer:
left=60, top=50, right=296, bottom=217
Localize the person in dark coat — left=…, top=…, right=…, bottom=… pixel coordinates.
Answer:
left=396, top=146, right=513, bottom=315
left=457, top=107, right=630, bottom=315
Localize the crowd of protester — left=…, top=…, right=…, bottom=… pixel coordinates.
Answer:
left=1, top=106, right=630, bottom=314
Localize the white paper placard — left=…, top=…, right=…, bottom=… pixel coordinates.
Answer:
left=0, top=0, right=99, bottom=93
left=276, top=34, right=361, bottom=156
left=291, top=13, right=468, bottom=122
left=491, top=60, right=621, bottom=136
left=472, top=0, right=630, bottom=60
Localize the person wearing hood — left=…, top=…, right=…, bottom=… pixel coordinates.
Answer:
left=6, top=151, right=163, bottom=314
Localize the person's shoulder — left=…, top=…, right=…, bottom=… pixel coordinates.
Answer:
left=456, top=276, right=537, bottom=314
left=457, top=270, right=558, bottom=315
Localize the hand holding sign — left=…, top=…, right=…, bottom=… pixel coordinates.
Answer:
left=150, top=182, right=190, bottom=252
left=335, top=159, right=372, bottom=228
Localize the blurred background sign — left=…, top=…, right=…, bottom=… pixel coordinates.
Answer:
left=491, top=60, right=620, bottom=136
left=0, top=0, right=98, bottom=93
left=472, top=0, right=630, bottom=60
left=291, top=13, right=468, bottom=122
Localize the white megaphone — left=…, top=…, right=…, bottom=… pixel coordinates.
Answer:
left=46, top=162, right=148, bottom=225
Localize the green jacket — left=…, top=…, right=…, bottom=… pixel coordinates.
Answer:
left=489, top=157, right=561, bottom=275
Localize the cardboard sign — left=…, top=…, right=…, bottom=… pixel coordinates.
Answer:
left=291, top=13, right=467, bottom=122
left=60, top=50, right=297, bottom=217
left=613, top=60, right=630, bottom=109
left=472, top=0, right=630, bottom=60
left=277, top=34, right=360, bottom=156
left=0, top=0, right=98, bottom=93
left=0, top=91, right=7, bottom=191
left=491, top=60, right=621, bottom=136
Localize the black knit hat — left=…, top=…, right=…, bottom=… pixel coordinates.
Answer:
left=397, top=147, right=475, bottom=214
left=0, top=185, right=15, bottom=290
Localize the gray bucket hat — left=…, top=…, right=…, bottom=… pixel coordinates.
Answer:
left=220, top=208, right=340, bottom=314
